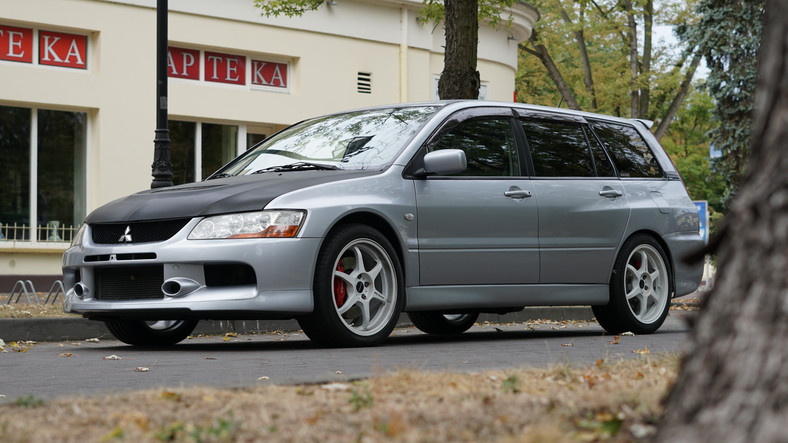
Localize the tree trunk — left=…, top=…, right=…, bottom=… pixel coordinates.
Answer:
left=522, top=37, right=581, bottom=110
left=654, top=52, right=701, bottom=140
left=438, top=0, right=480, bottom=100
left=560, top=6, right=597, bottom=110
left=656, top=1, right=788, bottom=441
left=638, top=0, right=653, bottom=118
left=624, top=0, right=639, bottom=118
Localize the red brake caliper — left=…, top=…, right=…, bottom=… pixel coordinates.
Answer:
left=334, top=262, right=346, bottom=307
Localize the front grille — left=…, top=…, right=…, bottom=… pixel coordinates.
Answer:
left=95, top=266, right=164, bottom=300
left=90, top=219, right=190, bottom=244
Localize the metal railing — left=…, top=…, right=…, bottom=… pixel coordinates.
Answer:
left=5, top=280, right=65, bottom=305
left=0, top=222, right=79, bottom=244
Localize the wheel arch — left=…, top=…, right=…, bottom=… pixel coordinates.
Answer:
left=618, top=229, right=676, bottom=296
left=321, top=211, right=406, bottom=271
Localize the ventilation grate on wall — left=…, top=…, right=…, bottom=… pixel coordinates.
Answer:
left=357, top=72, right=372, bottom=94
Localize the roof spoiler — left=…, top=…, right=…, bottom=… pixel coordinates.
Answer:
left=633, top=119, right=654, bottom=129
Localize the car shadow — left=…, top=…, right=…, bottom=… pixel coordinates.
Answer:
left=94, top=326, right=686, bottom=353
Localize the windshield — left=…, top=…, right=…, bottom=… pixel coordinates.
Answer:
left=214, top=106, right=439, bottom=177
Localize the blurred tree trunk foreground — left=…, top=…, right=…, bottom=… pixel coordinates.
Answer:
left=656, top=1, right=787, bottom=442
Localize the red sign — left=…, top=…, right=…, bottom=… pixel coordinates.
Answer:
left=39, top=30, right=87, bottom=69
left=0, top=24, right=33, bottom=63
left=167, top=47, right=199, bottom=80
left=251, top=60, right=288, bottom=88
left=204, top=51, right=245, bottom=85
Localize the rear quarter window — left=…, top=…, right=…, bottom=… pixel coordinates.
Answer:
left=591, top=121, right=663, bottom=178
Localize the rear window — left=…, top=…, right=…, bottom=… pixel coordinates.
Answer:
left=521, top=119, right=594, bottom=177
left=591, top=122, right=662, bottom=178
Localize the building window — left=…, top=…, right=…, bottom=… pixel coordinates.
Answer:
left=169, top=120, right=238, bottom=184
left=0, top=105, right=86, bottom=243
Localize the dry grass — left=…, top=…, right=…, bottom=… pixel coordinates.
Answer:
left=0, top=303, right=70, bottom=319
left=0, top=354, right=679, bottom=442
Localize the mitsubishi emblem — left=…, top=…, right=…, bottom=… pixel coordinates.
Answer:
left=119, top=226, right=132, bottom=243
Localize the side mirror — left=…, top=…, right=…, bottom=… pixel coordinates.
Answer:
left=421, top=149, right=467, bottom=176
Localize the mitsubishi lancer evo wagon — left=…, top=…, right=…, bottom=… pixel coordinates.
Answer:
left=63, top=101, right=703, bottom=347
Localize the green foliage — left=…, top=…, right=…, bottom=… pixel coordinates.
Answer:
left=676, top=0, right=764, bottom=205
left=418, top=0, right=520, bottom=28
left=348, top=386, right=374, bottom=411
left=153, top=415, right=240, bottom=442
left=14, top=395, right=44, bottom=408
left=254, top=0, right=324, bottom=18
left=661, top=87, right=726, bottom=213
left=502, top=374, right=521, bottom=393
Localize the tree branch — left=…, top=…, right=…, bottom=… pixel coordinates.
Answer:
left=654, top=52, right=702, bottom=140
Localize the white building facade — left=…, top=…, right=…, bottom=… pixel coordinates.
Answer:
left=0, top=0, right=537, bottom=286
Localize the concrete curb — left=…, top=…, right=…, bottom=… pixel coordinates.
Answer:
left=0, top=307, right=596, bottom=342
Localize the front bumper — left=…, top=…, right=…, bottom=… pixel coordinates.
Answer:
left=62, top=219, right=319, bottom=319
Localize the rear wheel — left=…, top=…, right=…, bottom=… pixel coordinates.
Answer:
left=593, top=234, right=672, bottom=334
left=104, top=319, right=198, bottom=346
left=408, top=312, right=479, bottom=335
left=298, top=224, right=404, bottom=347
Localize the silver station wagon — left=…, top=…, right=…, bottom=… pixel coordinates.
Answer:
left=63, top=101, right=703, bottom=347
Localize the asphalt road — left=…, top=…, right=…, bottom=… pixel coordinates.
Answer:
left=0, top=313, right=692, bottom=402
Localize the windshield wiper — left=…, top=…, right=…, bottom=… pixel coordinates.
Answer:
left=206, top=173, right=234, bottom=180
left=251, top=162, right=341, bottom=174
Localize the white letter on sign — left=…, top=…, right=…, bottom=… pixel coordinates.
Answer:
left=226, top=58, right=239, bottom=81
left=253, top=61, right=269, bottom=85
left=41, top=35, right=62, bottom=62
left=64, top=38, right=85, bottom=65
left=7, top=31, right=26, bottom=58
left=207, top=55, right=221, bottom=79
left=167, top=50, right=177, bottom=75
left=270, top=64, right=285, bottom=87
left=181, top=52, right=195, bottom=75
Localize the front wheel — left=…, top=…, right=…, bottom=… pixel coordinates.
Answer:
left=104, top=319, right=198, bottom=346
left=408, top=312, right=479, bottom=335
left=298, top=224, right=404, bottom=347
left=593, top=234, right=672, bottom=334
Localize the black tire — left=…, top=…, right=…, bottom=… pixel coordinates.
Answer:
left=408, top=312, right=479, bottom=335
left=593, top=234, right=673, bottom=334
left=104, top=319, right=198, bottom=346
left=298, top=224, right=404, bottom=347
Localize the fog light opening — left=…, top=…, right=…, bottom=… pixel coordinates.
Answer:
left=74, top=282, right=89, bottom=298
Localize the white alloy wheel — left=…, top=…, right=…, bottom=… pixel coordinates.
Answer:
left=624, top=244, right=669, bottom=324
left=331, top=238, right=398, bottom=337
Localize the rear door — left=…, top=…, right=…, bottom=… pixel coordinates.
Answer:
left=414, top=108, right=539, bottom=286
left=517, top=112, right=630, bottom=284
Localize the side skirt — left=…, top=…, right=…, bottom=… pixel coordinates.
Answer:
left=404, top=284, right=609, bottom=311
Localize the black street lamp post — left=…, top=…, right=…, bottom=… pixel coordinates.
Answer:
left=151, top=0, right=173, bottom=188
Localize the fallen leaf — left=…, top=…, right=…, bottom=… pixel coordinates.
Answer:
left=561, top=343, right=575, bottom=347
left=336, top=370, right=343, bottom=375
left=634, top=347, right=650, bottom=355
left=85, top=338, right=100, bottom=343
left=59, top=353, right=73, bottom=358
left=622, top=331, right=635, bottom=336
left=321, top=382, right=351, bottom=392
left=103, top=354, right=122, bottom=360
left=258, top=376, right=270, bottom=381
left=134, top=367, right=150, bottom=372
left=609, top=336, right=621, bottom=344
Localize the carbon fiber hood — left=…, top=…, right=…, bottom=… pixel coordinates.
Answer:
left=85, top=170, right=379, bottom=223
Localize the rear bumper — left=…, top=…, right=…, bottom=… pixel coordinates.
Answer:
left=662, top=231, right=704, bottom=297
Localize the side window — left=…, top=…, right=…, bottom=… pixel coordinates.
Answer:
left=431, top=117, right=519, bottom=177
left=521, top=119, right=594, bottom=177
left=585, top=126, right=616, bottom=177
left=591, top=122, right=662, bottom=178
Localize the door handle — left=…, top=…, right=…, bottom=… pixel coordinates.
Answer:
left=599, top=189, right=623, bottom=198
left=504, top=189, right=532, bottom=198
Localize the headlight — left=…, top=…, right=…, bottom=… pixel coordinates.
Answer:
left=188, top=210, right=306, bottom=240
left=70, top=224, right=87, bottom=247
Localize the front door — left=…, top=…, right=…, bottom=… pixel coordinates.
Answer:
left=415, top=110, right=539, bottom=286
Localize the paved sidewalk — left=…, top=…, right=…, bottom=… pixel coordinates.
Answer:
left=0, top=307, right=597, bottom=342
